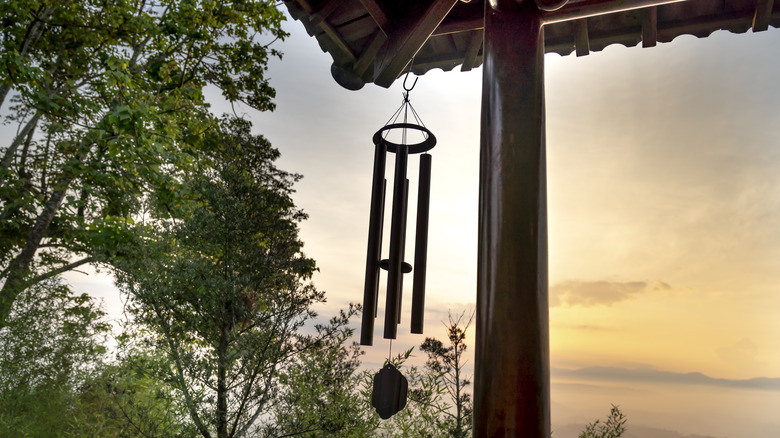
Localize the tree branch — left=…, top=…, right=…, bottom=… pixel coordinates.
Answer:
left=0, top=7, right=53, bottom=110
left=1, top=112, right=41, bottom=170
left=0, top=168, right=77, bottom=326
left=157, top=304, right=214, bottom=438
left=26, top=257, right=97, bottom=285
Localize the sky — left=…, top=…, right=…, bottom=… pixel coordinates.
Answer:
left=60, top=10, right=780, bottom=438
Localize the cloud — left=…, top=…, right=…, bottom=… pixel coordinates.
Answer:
left=550, top=280, right=670, bottom=307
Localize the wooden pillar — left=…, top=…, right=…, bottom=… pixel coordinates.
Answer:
left=474, top=1, right=550, bottom=437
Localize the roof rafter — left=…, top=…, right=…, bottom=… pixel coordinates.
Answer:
left=354, top=29, right=388, bottom=77
left=752, top=0, right=775, bottom=31
left=309, top=0, right=342, bottom=26
left=373, top=0, right=460, bottom=88
left=543, top=0, right=688, bottom=24
left=461, top=30, right=484, bottom=72
left=642, top=7, right=658, bottom=47
left=358, top=0, right=391, bottom=35
left=292, top=0, right=356, bottom=62
left=433, top=17, right=484, bottom=35
left=575, top=18, right=590, bottom=56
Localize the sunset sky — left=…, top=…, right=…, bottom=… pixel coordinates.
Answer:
left=63, top=11, right=780, bottom=438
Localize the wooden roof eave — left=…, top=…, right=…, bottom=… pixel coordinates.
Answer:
left=284, top=0, right=780, bottom=89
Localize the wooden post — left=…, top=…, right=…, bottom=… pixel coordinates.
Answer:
left=474, top=1, right=550, bottom=437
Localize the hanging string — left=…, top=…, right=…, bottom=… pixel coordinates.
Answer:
left=382, top=58, right=428, bottom=147
left=402, top=60, right=414, bottom=146
left=388, top=339, right=393, bottom=364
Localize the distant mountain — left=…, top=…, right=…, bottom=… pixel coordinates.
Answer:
left=552, top=366, right=780, bottom=391
left=554, top=423, right=723, bottom=438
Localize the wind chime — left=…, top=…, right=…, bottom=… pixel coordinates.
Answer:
left=361, top=70, right=436, bottom=419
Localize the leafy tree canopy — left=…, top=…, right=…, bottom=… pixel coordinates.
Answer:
left=0, top=0, right=287, bottom=326
left=113, top=117, right=331, bottom=438
left=0, top=276, right=110, bottom=436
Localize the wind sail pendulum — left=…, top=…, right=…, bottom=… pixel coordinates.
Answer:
left=360, top=72, right=437, bottom=347
left=372, top=362, right=408, bottom=419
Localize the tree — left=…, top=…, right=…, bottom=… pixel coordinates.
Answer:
left=579, top=405, right=627, bottom=438
left=262, top=308, right=380, bottom=438
left=380, top=359, right=450, bottom=438
left=0, top=276, right=109, bottom=393
left=0, top=270, right=194, bottom=437
left=0, top=0, right=287, bottom=326
left=114, top=117, right=334, bottom=438
left=419, top=310, right=475, bottom=438
left=0, top=276, right=110, bottom=436
left=70, top=352, right=199, bottom=437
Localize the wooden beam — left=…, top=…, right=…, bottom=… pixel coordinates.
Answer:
left=641, top=7, right=658, bottom=47
left=289, top=0, right=314, bottom=14
left=293, top=0, right=356, bottom=62
left=433, top=17, right=484, bottom=35
left=753, top=0, right=775, bottom=32
left=354, top=29, right=387, bottom=77
left=315, top=19, right=357, bottom=62
left=407, top=53, right=466, bottom=71
left=374, top=0, right=460, bottom=88
left=546, top=9, right=763, bottom=53
left=309, top=0, right=341, bottom=27
left=461, top=29, right=483, bottom=71
left=358, top=0, right=391, bottom=35
left=475, top=2, right=550, bottom=437
left=574, top=18, right=590, bottom=56
left=543, top=0, right=688, bottom=24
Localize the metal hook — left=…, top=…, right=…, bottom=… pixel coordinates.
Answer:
left=403, top=59, right=418, bottom=93
left=403, top=73, right=418, bottom=92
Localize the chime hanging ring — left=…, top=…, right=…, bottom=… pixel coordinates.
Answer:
left=373, top=123, right=437, bottom=154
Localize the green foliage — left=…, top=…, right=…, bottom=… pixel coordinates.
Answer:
left=70, top=353, right=198, bottom=437
left=0, top=385, right=81, bottom=437
left=114, top=117, right=324, bottom=438
left=418, top=310, right=474, bottom=438
left=579, top=405, right=627, bottom=438
left=0, top=0, right=287, bottom=326
left=0, top=276, right=194, bottom=437
left=0, top=277, right=109, bottom=436
left=378, top=361, right=450, bottom=438
left=260, top=313, right=458, bottom=438
left=0, top=277, right=109, bottom=393
left=262, top=306, right=380, bottom=438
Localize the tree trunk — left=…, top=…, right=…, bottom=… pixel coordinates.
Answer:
left=0, top=132, right=91, bottom=325
left=455, top=342, right=463, bottom=437
left=1, top=113, right=41, bottom=171
left=0, top=178, right=72, bottom=326
left=217, top=326, right=229, bottom=438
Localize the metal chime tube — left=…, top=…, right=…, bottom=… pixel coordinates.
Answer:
left=384, top=144, right=409, bottom=339
left=361, top=142, right=387, bottom=346
left=411, top=153, right=431, bottom=334
left=397, top=178, right=409, bottom=325
left=376, top=179, right=386, bottom=319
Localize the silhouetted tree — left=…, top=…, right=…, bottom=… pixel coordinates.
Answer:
left=579, top=404, right=627, bottom=438
left=419, top=310, right=474, bottom=438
